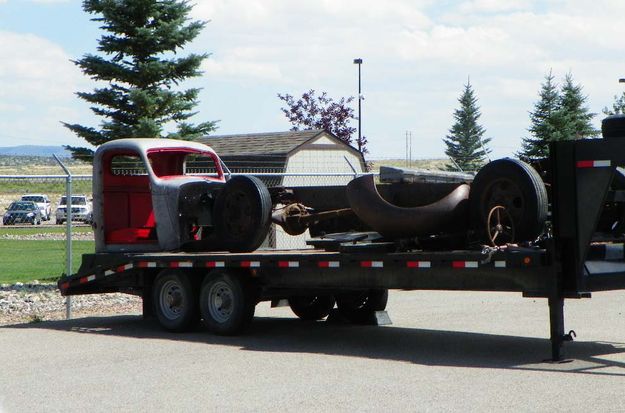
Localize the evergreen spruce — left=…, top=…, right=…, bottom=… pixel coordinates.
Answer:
left=63, top=0, right=216, bottom=160
left=519, top=71, right=598, bottom=162
left=558, top=72, right=598, bottom=139
left=518, top=71, right=562, bottom=161
left=443, top=80, right=491, bottom=172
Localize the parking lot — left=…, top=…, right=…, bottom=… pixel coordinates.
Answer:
left=2, top=289, right=625, bottom=412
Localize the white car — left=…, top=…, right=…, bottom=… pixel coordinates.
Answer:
left=21, top=194, right=51, bottom=221
left=55, top=195, right=93, bottom=225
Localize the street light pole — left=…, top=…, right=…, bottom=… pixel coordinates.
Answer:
left=353, top=58, right=363, bottom=152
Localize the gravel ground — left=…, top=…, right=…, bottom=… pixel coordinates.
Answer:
left=0, top=230, right=138, bottom=325
left=0, top=281, right=142, bottom=325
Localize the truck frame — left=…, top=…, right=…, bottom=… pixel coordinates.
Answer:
left=59, top=138, right=625, bottom=361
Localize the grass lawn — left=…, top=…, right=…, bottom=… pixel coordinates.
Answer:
left=0, top=239, right=94, bottom=284
left=0, top=226, right=92, bottom=236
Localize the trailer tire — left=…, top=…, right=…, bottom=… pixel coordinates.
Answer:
left=214, top=175, right=272, bottom=252
left=336, top=289, right=388, bottom=324
left=152, top=270, right=199, bottom=332
left=602, top=114, right=625, bottom=139
left=200, top=271, right=256, bottom=335
left=469, top=158, right=547, bottom=243
left=288, top=295, right=335, bottom=321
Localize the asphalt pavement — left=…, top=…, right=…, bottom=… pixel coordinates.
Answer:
left=2, top=289, right=625, bottom=412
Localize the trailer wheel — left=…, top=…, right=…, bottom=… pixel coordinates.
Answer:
left=288, top=295, right=335, bottom=320
left=336, top=289, right=388, bottom=324
left=152, top=270, right=199, bottom=332
left=470, top=158, right=547, bottom=243
left=200, top=271, right=256, bottom=335
left=214, top=175, right=272, bottom=252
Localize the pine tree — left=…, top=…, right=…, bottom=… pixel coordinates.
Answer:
left=518, top=71, right=563, bottom=161
left=558, top=72, right=598, bottom=139
left=63, top=0, right=216, bottom=160
left=519, top=71, right=598, bottom=162
left=443, top=80, right=491, bottom=172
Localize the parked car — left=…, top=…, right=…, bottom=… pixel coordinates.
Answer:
left=56, top=195, right=93, bottom=225
left=3, top=201, right=42, bottom=225
left=20, top=194, right=51, bottom=221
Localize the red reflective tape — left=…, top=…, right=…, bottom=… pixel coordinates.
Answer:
left=137, top=261, right=155, bottom=268
left=407, top=261, right=431, bottom=268
left=60, top=282, right=69, bottom=290
left=577, top=160, right=611, bottom=168
left=240, top=261, right=260, bottom=268
left=278, top=261, right=299, bottom=268
left=116, top=265, right=126, bottom=272
left=79, top=277, right=89, bottom=284
left=318, top=261, right=339, bottom=268
left=361, top=261, right=382, bottom=268
left=169, top=262, right=179, bottom=268
left=452, top=261, right=478, bottom=268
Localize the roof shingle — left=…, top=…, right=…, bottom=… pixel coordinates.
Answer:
left=199, top=130, right=325, bottom=156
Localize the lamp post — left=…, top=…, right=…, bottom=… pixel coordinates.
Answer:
left=353, top=58, right=363, bottom=152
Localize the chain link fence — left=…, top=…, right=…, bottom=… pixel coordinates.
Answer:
left=0, top=173, right=92, bottom=286
left=0, top=168, right=364, bottom=284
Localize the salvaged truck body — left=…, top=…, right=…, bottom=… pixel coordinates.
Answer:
left=59, top=122, right=625, bottom=360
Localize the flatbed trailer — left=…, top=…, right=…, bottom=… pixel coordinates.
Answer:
left=59, top=138, right=625, bottom=361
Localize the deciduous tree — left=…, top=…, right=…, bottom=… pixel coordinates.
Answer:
left=278, top=90, right=367, bottom=154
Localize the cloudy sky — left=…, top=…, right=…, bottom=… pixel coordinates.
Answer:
left=1, top=0, right=625, bottom=160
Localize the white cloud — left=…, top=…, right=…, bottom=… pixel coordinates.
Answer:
left=4, top=1, right=625, bottom=158
left=0, top=31, right=92, bottom=146
left=187, top=1, right=625, bottom=158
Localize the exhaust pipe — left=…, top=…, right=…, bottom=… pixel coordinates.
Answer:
left=346, top=174, right=470, bottom=239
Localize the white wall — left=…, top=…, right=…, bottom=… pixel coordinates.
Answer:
left=282, top=149, right=363, bottom=187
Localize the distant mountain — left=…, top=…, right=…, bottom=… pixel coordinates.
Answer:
left=0, top=145, right=71, bottom=157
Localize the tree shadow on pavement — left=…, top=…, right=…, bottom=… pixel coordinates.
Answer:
left=5, top=314, right=625, bottom=376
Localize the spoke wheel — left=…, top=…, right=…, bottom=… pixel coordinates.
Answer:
left=487, top=205, right=515, bottom=246
left=470, top=158, right=547, bottom=243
